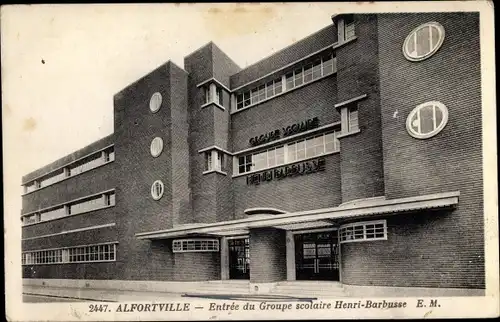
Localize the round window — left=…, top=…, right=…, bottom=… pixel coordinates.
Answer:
left=406, top=101, right=449, bottom=139
left=403, top=22, right=445, bottom=61
left=151, top=180, right=164, bottom=200
left=149, top=92, right=162, bottom=113
left=150, top=137, right=164, bottom=157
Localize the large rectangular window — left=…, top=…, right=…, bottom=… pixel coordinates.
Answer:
left=237, top=131, right=339, bottom=175
left=172, top=239, right=219, bottom=253
left=21, top=191, right=116, bottom=226
left=339, top=220, right=387, bottom=243
left=235, top=51, right=336, bottom=110
left=22, top=243, right=117, bottom=265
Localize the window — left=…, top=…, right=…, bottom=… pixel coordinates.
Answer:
left=344, top=15, right=356, bottom=40
left=21, top=191, right=115, bottom=226
left=340, top=104, right=360, bottom=135
left=150, top=137, right=164, bottom=157
left=39, top=169, right=66, bottom=188
left=172, top=239, right=219, bottom=253
left=149, top=92, right=162, bottom=113
left=339, top=220, right=387, bottom=243
left=406, top=101, right=449, bottom=139
left=105, top=148, right=115, bottom=162
left=203, top=83, right=224, bottom=107
left=22, top=243, right=117, bottom=265
left=203, top=86, right=211, bottom=104
left=69, top=152, right=104, bottom=176
left=234, top=52, right=336, bottom=111
left=237, top=131, right=339, bottom=174
left=204, top=150, right=226, bottom=173
left=403, top=22, right=445, bottom=61
left=151, top=180, right=164, bottom=200
left=69, top=195, right=106, bottom=215
left=348, top=106, right=359, bottom=132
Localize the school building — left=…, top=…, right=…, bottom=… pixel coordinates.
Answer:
left=21, top=12, right=485, bottom=296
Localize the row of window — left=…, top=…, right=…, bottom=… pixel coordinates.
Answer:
left=237, top=131, right=340, bottom=175
left=22, top=191, right=116, bottom=226
left=172, top=239, right=220, bottom=253
left=339, top=220, right=387, bottom=243
left=22, top=243, right=117, bottom=265
left=23, top=147, right=115, bottom=194
left=236, top=52, right=337, bottom=110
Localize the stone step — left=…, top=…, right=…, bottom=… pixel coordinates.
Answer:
left=269, top=290, right=346, bottom=298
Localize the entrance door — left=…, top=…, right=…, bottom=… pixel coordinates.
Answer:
left=294, top=231, right=339, bottom=281
left=228, top=238, right=249, bottom=279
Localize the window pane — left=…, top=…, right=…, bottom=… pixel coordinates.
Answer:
left=296, top=140, right=306, bottom=160
left=419, top=104, right=435, bottom=134
left=258, top=85, right=266, bottom=102
left=251, top=88, right=259, bottom=104
left=430, top=25, right=440, bottom=49
left=286, top=73, right=294, bottom=90
left=266, top=81, right=274, bottom=98
left=303, top=64, right=313, bottom=83
left=294, top=68, right=303, bottom=87
left=275, top=147, right=285, bottom=165
left=322, top=55, right=334, bottom=75
left=312, top=60, right=322, bottom=79
left=416, top=26, right=431, bottom=57
left=287, top=143, right=297, bottom=162
left=406, top=33, right=416, bottom=56
left=305, top=138, right=316, bottom=158
left=274, top=79, right=283, bottom=94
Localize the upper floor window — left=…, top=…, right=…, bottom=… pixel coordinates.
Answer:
left=339, top=103, right=360, bottom=135
left=150, top=137, right=164, bottom=158
left=204, top=150, right=227, bottom=173
left=403, top=22, right=445, bottom=62
left=235, top=51, right=336, bottom=111
left=151, top=180, right=165, bottom=200
left=149, top=92, right=163, bottom=113
left=344, top=15, right=356, bottom=40
left=406, top=101, right=449, bottom=139
left=236, top=131, right=339, bottom=175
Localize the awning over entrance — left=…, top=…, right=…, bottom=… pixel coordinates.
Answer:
left=135, top=191, right=459, bottom=240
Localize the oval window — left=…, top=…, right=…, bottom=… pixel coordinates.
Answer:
left=150, top=137, right=164, bottom=157
left=406, top=101, right=449, bottom=139
left=151, top=180, right=164, bottom=200
left=149, top=92, right=162, bottom=113
left=403, top=22, right=445, bottom=61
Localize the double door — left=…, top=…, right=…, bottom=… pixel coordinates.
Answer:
left=295, top=231, right=339, bottom=281
left=228, top=238, right=250, bottom=279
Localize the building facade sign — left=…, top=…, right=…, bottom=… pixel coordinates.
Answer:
left=246, top=157, right=326, bottom=185
left=249, top=117, right=320, bottom=147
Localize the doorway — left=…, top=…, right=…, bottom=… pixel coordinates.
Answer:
left=294, top=230, right=339, bottom=281
left=228, top=238, right=250, bottom=279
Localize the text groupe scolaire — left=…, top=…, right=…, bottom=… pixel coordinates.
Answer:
left=208, top=300, right=408, bottom=312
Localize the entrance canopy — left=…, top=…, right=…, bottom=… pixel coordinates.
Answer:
left=135, top=191, right=459, bottom=240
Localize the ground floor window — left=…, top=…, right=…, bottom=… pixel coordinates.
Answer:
left=228, top=238, right=250, bottom=279
left=22, top=242, right=117, bottom=265
left=172, top=239, right=219, bottom=252
left=339, top=220, right=387, bottom=243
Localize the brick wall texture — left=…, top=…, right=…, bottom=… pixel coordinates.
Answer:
left=21, top=13, right=484, bottom=289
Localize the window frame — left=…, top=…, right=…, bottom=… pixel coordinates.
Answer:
left=402, top=21, right=445, bottom=62
left=236, top=130, right=340, bottom=175
left=150, top=137, right=164, bottom=158
left=149, top=92, right=163, bottom=113
left=406, top=101, right=449, bottom=139
left=151, top=180, right=165, bottom=200
left=234, top=51, right=336, bottom=111
left=339, top=220, right=387, bottom=243
left=172, top=239, right=220, bottom=253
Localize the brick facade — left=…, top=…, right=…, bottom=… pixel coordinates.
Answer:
left=21, top=13, right=484, bottom=289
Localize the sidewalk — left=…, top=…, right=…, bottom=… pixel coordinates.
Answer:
left=23, top=285, right=187, bottom=302
left=23, top=285, right=316, bottom=303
